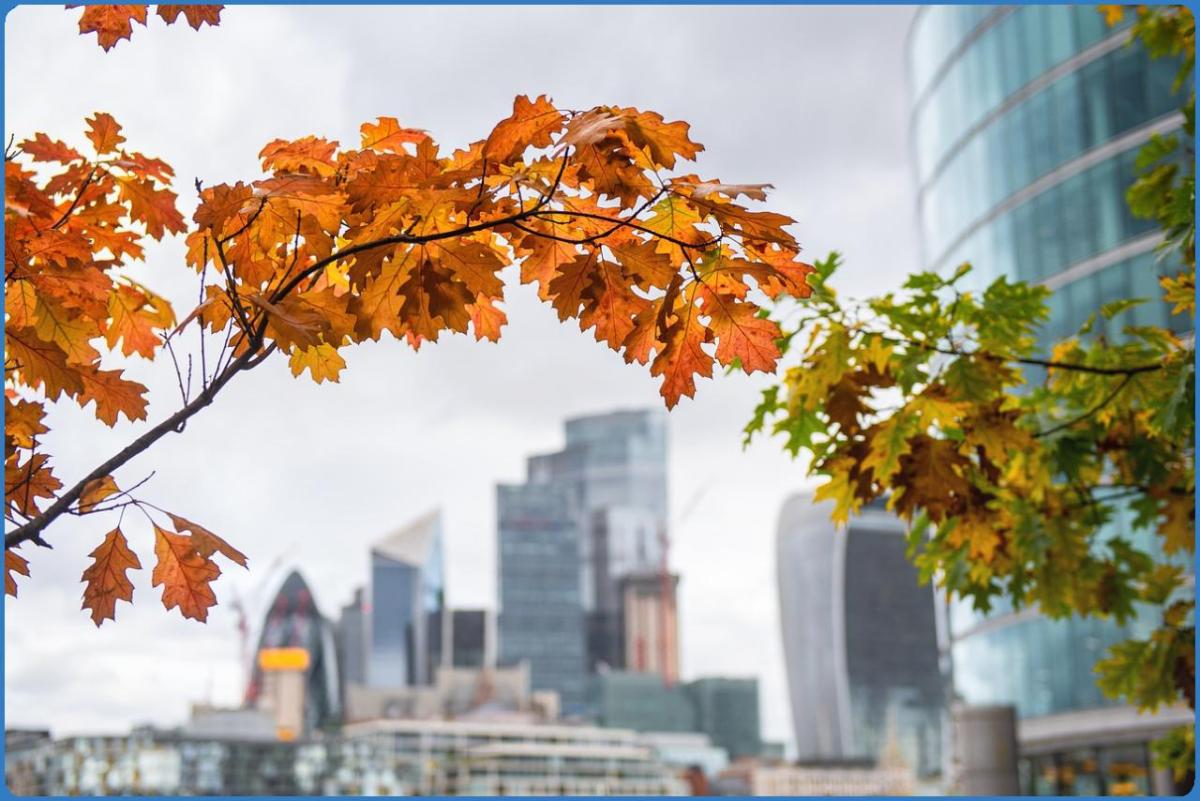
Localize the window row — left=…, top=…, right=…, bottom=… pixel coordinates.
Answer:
left=921, top=44, right=1182, bottom=260
left=913, top=5, right=1129, bottom=179
left=952, top=606, right=1158, bottom=717
left=936, top=149, right=1156, bottom=288
left=908, top=5, right=996, bottom=97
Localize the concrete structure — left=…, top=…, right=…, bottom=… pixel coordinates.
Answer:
left=907, top=8, right=1193, bottom=794
left=620, top=572, right=680, bottom=681
left=367, top=510, right=446, bottom=688
left=952, top=704, right=1021, bottom=795
left=342, top=662, right=557, bottom=724
left=335, top=718, right=688, bottom=795
left=638, top=731, right=730, bottom=778
left=715, top=759, right=916, bottom=796
left=776, top=493, right=943, bottom=776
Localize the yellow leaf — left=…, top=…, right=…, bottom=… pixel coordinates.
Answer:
left=813, top=458, right=860, bottom=526
left=288, top=343, right=346, bottom=384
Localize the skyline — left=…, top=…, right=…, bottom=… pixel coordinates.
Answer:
left=4, top=4, right=921, bottom=749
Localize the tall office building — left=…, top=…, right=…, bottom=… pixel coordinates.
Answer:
left=907, top=7, right=1191, bottom=794
left=243, top=570, right=342, bottom=734
left=447, top=608, right=497, bottom=669
left=335, top=588, right=367, bottom=698
left=527, top=410, right=670, bottom=673
left=367, top=510, right=446, bottom=688
left=776, top=493, right=943, bottom=778
left=497, top=481, right=589, bottom=714
left=498, top=410, right=673, bottom=713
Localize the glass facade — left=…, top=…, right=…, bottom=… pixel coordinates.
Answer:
left=687, top=678, right=763, bottom=762
left=499, top=410, right=670, bottom=714
left=497, top=482, right=588, bottom=714
left=908, top=9, right=1193, bottom=788
left=367, top=513, right=445, bottom=688
left=776, top=494, right=944, bottom=778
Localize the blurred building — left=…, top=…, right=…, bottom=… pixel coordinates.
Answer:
left=333, top=718, right=688, bottom=795
left=497, top=409, right=677, bottom=715
left=776, top=493, right=943, bottom=777
left=244, top=570, right=341, bottom=736
left=447, top=608, right=497, bottom=669
left=333, top=587, right=366, bottom=699
left=714, top=758, right=915, bottom=797
left=342, top=662, right=557, bottom=724
left=367, top=510, right=446, bottom=688
left=497, top=481, right=589, bottom=714
left=907, top=6, right=1192, bottom=794
left=592, top=671, right=763, bottom=761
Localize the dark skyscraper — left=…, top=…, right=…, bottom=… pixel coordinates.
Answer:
left=244, top=570, right=341, bottom=733
left=776, top=493, right=942, bottom=777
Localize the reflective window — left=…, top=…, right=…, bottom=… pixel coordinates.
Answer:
left=921, top=46, right=1183, bottom=263
left=912, top=6, right=1134, bottom=180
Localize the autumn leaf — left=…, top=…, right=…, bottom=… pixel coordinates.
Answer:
left=78, top=475, right=120, bottom=513
left=484, top=95, right=564, bottom=163
left=80, top=528, right=142, bottom=626
left=156, top=5, right=223, bottom=29
left=361, top=117, right=428, bottom=153
left=116, top=175, right=186, bottom=239
left=152, top=525, right=220, bottom=622
left=85, top=112, right=125, bottom=155
left=73, top=5, right=148, bottom=51
left=167, top=513, right=248, bottom=568
left=703, top=293, right=781, bottom=374
left=650, top=286, right=715, bottom=408
left=5, top=550, right=30, bottom=597
left=289, top=342, right=347, bottom=383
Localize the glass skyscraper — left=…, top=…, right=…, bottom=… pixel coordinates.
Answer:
left=776, top=493, right=943, bottom=778
left=498, top=410, right=670, bottom=714
left=907, top=7, right=1191, bottom=795
left=367, top=510, right=446, bottom=688
left=497, top=481, right=588, bottom=714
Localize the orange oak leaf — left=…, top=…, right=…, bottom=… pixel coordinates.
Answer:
left=651, top=286, right=715, bottom=408
left=152, top=525, right=220, bottom=622
left=85, top=112, right=125, bottom=155
left=73, top=5, right=148, bottom=51
left=361, top=117, right=428, bottom=154
left=703, top=292, right=782, bottom=373
left=167, top=513, right=248, bottom=568
left=484, top=95, right=564, bottom=163
left=156, top=4, right=223, bottom=29
left=116, top=175, right=186, bottom=240
left=5, top=549, right=30, bottom=597
left=79, top=475, right=120, bottom=513
left=80, top=527, right=142, bottom=626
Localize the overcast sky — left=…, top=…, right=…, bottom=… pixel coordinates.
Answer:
left=4, top=5, right=920, bottom=749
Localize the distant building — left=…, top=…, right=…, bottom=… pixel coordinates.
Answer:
left=687, top=677, right=763, bottom=762
left=334, top=587, right=366, bottom=698
left=497, top=410, right=676, bottom=714
left=368, top=510, right=446, bottom=688
left=620, top=572, right=680, bottom=682
left=497, top=481, right=588, bottom=714
left=776, top=493, right=943, bottom=777
left=243, top=570, right=341, bottom=736
left=335, top=718, right=688, bottom=796
left=715, top=759, right=915, bottom=796
left=593, top=671, right=696, bottom=733
left=343, top=662, right=556, bottom=724
left=525, top=410, right=671, bottom=674
left=592, top=672, right=763, bottom=762
left=447, top=608, right=497, bottom=669
left=638, top=731, right=730, bottom=779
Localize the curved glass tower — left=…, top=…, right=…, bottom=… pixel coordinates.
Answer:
left=776, top=493, right=943, bottom=778
left=907, top=7, right=1191, bottom=795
